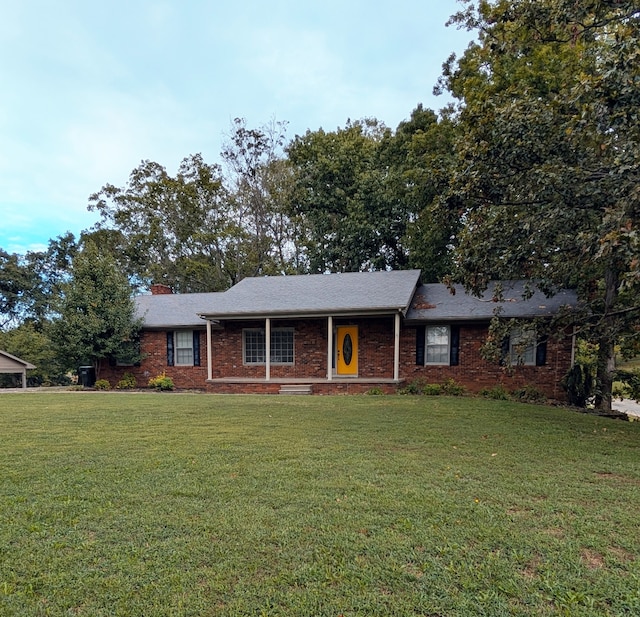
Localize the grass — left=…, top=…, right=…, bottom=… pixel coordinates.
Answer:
left=0, top=393, right=639, bottom=616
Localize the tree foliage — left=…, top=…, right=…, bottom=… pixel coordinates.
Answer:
left=49, top=240, right=142, bottom=376
left=88, top=154, right=239, bottom=292
left=0, top=249, right=39, bottom=329
left=439, top=0, right=640, bottom=410
left=0, top=323, right=67, bottom=387
left=286, top=111, right=457, bottom=276
left=221, top=118, right=303, bottom=276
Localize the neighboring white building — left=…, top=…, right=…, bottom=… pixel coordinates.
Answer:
left=0, top=350, right=36, bottom=389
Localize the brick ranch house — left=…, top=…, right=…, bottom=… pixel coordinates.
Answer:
left=101, top=270, right=577, bottom=398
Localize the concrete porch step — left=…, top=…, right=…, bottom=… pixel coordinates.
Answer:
left=279, top=384, right=313, bottom=395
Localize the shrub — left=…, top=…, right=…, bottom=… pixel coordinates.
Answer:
left=148, top=372, right=175, bottom=391
left=440, top=378, right=466, bottom=396
left=511, top=385, right=546, bottom=404
left=366, top=387, right=384, bottom=395
left=562, top=362, right=596, bottom=407
left=481, top=385, right=510, bottom=400
left=398, top=378, right=427, bottom=395
left=116, top=372, right=137, bottom=390
left=94, top=379, right=111, bottom=390
left=614, top=369, right=640, bottom=402
left=422, top=383, right=442, bottom=396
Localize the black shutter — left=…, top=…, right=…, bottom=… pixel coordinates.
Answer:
left=499, top=336, right=510, bottom=366
left=193, top=331, right=201, bottom=366
left=450, top=325, right=460, bottom=366
left=536, top=335, right=548, bottom=366
left=416, top=325, right=425, bottom=365
left=167, top=331, right=174, bottom=366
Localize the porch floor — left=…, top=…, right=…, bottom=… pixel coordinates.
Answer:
left=206, top=377, right=403, bottom=384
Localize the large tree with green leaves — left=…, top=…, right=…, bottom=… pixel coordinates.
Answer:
left=286, top=112, right=457, bottom=275
left=287, top=119, right=393, bottom=272
left=439, top=0, right=640, bottom=411
left=88, top=154, right=243, bottom=292
left=0, top=249, right=45, bottom=329
left=221, top=118, right=303, bottom=276
left=383, top=105, right=460, bottom=282
left=49, top=240, right=142, bottom=378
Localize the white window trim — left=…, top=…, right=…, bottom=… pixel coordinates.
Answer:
left=425, top=325, right=451, bottom=366
left=175, top=330, right=194, bottom=366
left=243, top=327, right=294, bottom=365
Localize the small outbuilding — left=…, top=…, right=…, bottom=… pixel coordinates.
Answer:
left=0, top=350, right=36, bottom=389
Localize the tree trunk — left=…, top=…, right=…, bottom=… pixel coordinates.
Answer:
left=595, top=337, right=615, bottom=412
left=594, top=267, right=619, bottom=413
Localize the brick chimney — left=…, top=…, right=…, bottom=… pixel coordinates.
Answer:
left=150, top=284, right=173, bottom=295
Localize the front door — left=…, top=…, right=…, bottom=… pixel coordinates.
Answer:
left=336, top=326, right=358, bottom=376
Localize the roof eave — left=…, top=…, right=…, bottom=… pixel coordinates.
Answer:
left=198, top=307, right=408, bottom=321
left=404, top=313, right=558, bottom=324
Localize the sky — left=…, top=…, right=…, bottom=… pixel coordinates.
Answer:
left=0, top=0, right=475, bottom=256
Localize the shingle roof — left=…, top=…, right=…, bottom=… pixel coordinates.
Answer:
left=405, top=281, right=578, bottom=323
left=134, top=276, right=577, bottom=328
left=198, top=270, right=422, bottom=320
left=134, top=292, right=224, bottom=328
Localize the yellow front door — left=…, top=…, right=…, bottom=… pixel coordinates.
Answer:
left=336, top=326, right=358, bottom=376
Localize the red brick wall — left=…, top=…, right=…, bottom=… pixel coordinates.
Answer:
left=100, top=329, right=208, bottom=390
left=208, top=318, right=397, bottom=379
left=399, top=323, right=573, bottom=399
left=102, top=319, right=573, bottom=399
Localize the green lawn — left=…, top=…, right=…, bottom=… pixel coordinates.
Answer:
left=0, top=393, right=639, bottom=616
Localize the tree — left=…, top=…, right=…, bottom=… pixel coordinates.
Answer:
left=286, top=112, right=459, bottom=276
left=439, top=0, right=640, bottom=411
left=0, top=323, right=67, bottom=387
left=89, top=154, right=239, bottom=292
left=222, top=118, right=302, bottom=276
left=0, top=249, right=41, bottom=329
left=287, top=119, right=403, bottom=272
left=381, top=105, right=461, bottom=282
left=49, top=240, right=142, bottom=377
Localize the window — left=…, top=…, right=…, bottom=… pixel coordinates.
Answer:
left=166, top=331, right=200, bottom=367
left=425, top=326, right=450, bottom=365
left=175, top=330, right=194, bottom=365
left=416, top=325, right=459, bottom=366
left=270, top=328, right=294, bottom=363
left=509, top=329, right=536, bottom=366
left=243, top=328, right=294, bottom=364
left=244, top=329, right=266, bottom=364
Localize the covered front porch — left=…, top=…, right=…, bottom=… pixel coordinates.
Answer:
left=202, top=313, right=404, bottom=390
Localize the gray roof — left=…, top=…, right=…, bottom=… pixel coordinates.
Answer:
left=134, top=276, right=577, bottom=328
left=198, top=270, right=422, bottom=320
left=135, top=292, right=224, bottom=328
left=405, top=281, right=578, bottom=323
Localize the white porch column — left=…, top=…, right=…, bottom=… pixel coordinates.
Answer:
left=265, top=318, right=271, bottom=381
left=394, top=312, right=401, bottom=382
left=327, top=315, right=333, bottom=380
left=206, top=319, right=213, bottom=381
left=22, top=369, right=27, bottom=389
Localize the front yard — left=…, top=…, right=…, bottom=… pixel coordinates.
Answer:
left=0, top=393, right=638, bottom=616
